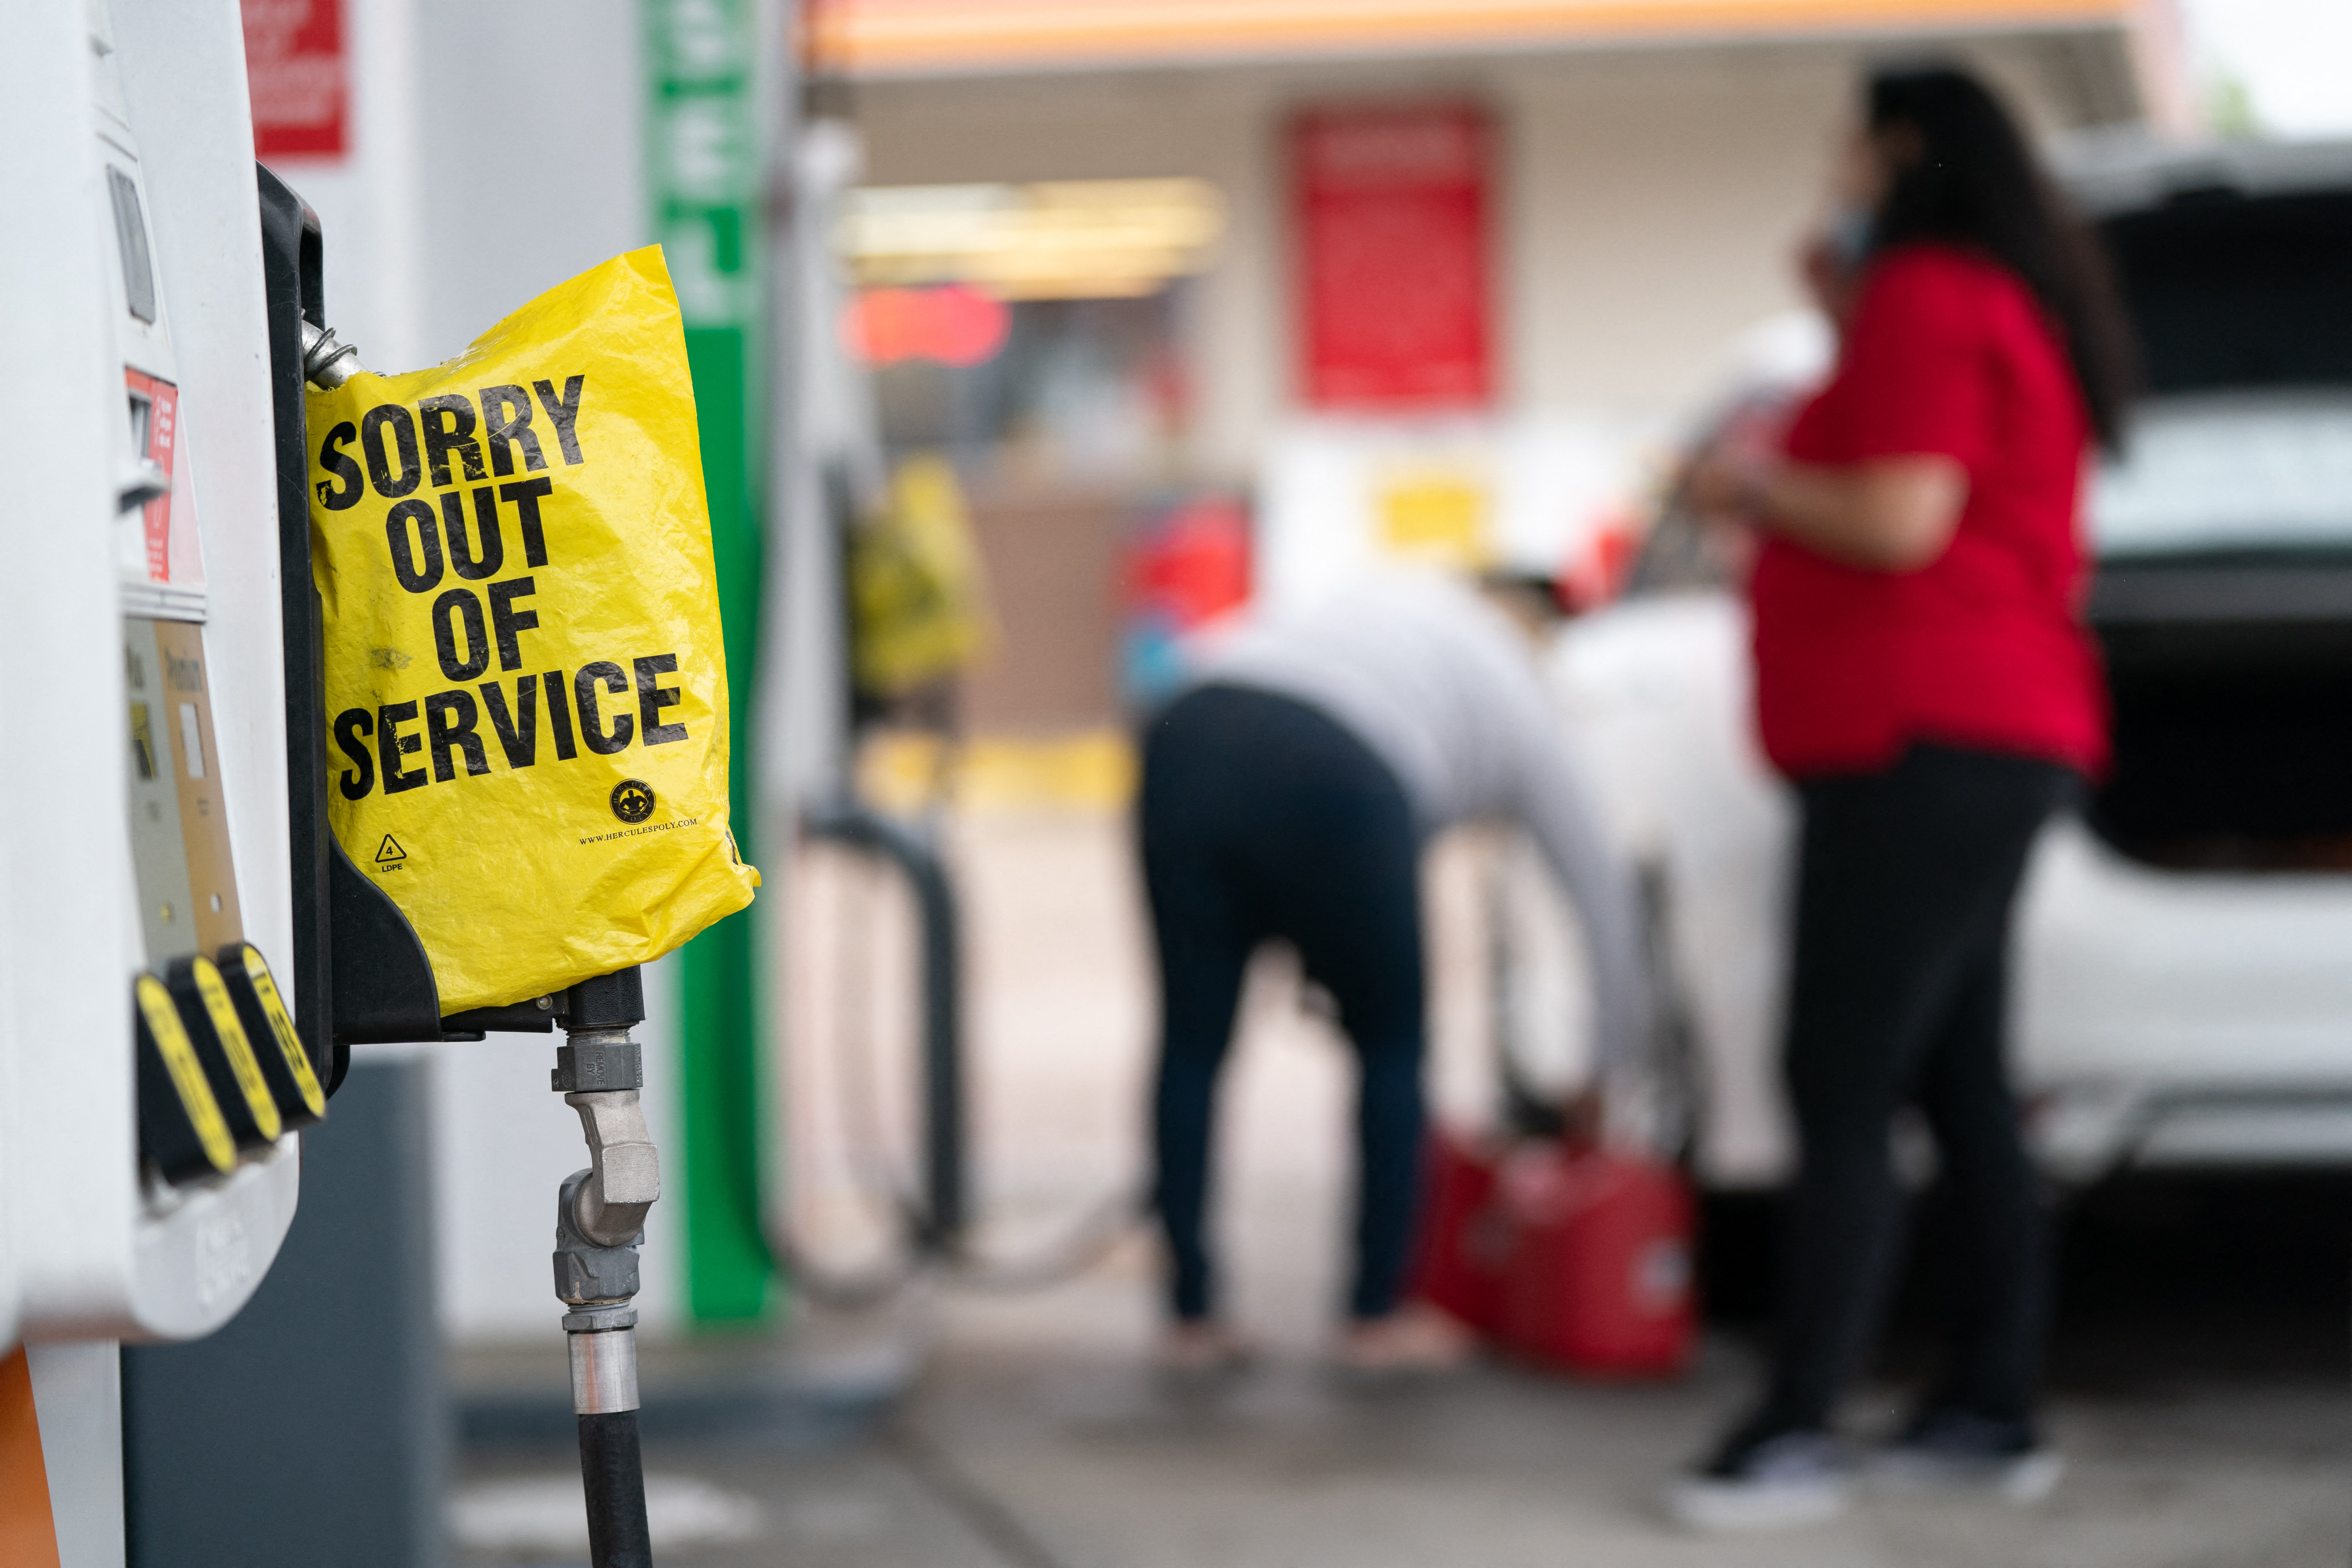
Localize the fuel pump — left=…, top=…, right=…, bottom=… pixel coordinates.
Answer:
left=0, top=2, right=336, bottom=1557
left=9, top=6, right=721, bottom=1562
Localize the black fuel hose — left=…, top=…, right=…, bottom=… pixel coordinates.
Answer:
left=578, top=1409, right=654, bottom=1567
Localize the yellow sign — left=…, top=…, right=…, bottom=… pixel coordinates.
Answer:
left=308, top=249, right=759, bottom=1012
left=1376, top=463, right=1491, bottom=571
left=849, top=454, right=994, bottom=697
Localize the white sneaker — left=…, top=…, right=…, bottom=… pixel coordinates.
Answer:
left=1869, top=1410, right=2064, bottom=1504
left=1665, top=1429, right=1854, bottom=1533
left=1153, top=1321, right=1256, bottom=1382
left=1331, top=1303, right=1477, bottom=1381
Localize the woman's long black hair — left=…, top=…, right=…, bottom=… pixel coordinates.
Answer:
left=1866, top=64, right=2136, bottom=450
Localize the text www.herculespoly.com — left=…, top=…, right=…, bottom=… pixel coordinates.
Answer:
left=581, top=816, right=699, bottom=846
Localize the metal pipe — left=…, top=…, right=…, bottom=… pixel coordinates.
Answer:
left=567, top=1310, right=642, bottom=1414
left=297, top=317, right=361, bottom=387
left=551, top=968, right=657, bottom=1568
left=565, top=1080, right=660, bottom=1247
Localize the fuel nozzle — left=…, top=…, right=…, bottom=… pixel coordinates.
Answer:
left=215, top=943, right=327, bottom=1131
left=135, top=944, right=321, bottom=1188
left=134, top=973, right=236, bottom=1186
left=163, top=954, right=283, bottom=1154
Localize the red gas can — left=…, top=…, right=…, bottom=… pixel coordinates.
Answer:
left=1493, top=1142, right=1695, bottom=1377
left=1405, top=1126, right=1507, bottom=1334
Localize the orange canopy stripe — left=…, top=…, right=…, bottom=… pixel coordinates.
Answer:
left=811, top=0, right=2141, bottom=75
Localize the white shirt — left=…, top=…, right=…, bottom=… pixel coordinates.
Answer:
left=1189, top=573, right=1651, bottom=1072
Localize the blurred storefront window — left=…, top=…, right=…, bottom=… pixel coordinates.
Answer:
left=836, top=180, right=1226, bottom=750
left=852, top=287, right=1187, bottom=487
left=838, top=178, right=1219, bottom=488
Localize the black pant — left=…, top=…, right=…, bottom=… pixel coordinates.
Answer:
left=1760, top=743, right=2074, bottom=1432
left=1140, top=684, right=1426, bottom=1322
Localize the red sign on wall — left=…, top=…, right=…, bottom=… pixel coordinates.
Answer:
left=1294, top=103, right=1493, bottom=411
left=243, top=0, right=347, bottom=160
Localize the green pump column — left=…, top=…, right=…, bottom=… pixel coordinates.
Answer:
left=645, top=0, right=773, bottom=1323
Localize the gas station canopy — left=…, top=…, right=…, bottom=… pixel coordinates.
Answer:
left=811, top=0, right=2147, bottom=76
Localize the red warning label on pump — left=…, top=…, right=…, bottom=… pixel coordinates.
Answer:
left=125, top=368, right=178, bottom=584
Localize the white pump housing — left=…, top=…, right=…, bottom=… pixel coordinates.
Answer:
left=0, top=0, right=304, bottom=1352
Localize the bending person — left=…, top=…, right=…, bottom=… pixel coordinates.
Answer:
left=1138, top=569, right=1650, bottom=1374
left=1670, top=63, right=2131, bottom=1529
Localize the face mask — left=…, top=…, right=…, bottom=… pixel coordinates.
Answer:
left=1825, top=204, right=1874, bottom=268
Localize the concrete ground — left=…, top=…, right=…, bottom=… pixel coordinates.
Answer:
left=453, top=806, right=2352, bottom=1567
left=455, top=1246, right=2352, bottom=1568
left=931, top=1193, right=2352, bottom=1568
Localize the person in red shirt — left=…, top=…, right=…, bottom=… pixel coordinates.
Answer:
left=1667, top=65, right=2136, bottom=1531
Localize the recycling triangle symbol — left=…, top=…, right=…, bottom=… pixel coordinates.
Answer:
left=375, top=834, right=407, bottom=864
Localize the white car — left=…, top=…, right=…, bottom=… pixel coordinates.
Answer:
left=1548, top=137, right=2352, bottom=1191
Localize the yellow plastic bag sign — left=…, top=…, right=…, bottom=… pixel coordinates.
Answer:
left=308, top=248, right=757, bottom=1012
left=849, top=453, right=993, bottom=698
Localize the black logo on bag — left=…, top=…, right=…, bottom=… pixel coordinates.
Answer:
left=610, top=780, right=655, bottom=824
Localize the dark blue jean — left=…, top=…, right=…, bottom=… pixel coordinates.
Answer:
left=1140, top=684, right=1426, bottom=1322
